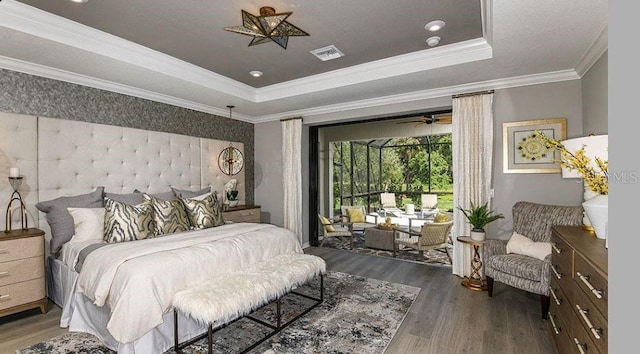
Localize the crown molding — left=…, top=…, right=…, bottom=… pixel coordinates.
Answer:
left=254, top=69, right=580, bottom=123
left=255, top=38, right=493, bottom=102
left=575, top=25, right=608, bottom=77
left=0, top=0, right=256, bottom=101
left=0, top=55, right=255, bottom=123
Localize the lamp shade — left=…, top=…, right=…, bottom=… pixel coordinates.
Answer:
left=560, top=135, right=608, bottom=178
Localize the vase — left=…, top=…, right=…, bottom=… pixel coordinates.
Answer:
left=228, top=200, right=239, bottom=208
left=582, top=194, right=608, bottom=239
left=470, top=229, right=486, bottom=241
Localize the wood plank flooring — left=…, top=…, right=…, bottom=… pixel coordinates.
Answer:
left=0, top=247, right=555, bottom=354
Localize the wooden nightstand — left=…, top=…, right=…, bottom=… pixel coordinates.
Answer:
left=222, top=205, right=261, bottom=223
left=0, top=228, right=47, bottom=317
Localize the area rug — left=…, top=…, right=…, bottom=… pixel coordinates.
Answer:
left=321, top=232, right=453, bottom=266
left=17, top=271, right=420, bottom=354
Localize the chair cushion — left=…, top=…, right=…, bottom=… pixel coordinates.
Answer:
left=346, top=208, right=365, bottom=223
left=433, top=212, right=449, bottom=223
left=506, top=232, right=551, bottom=260
left=486, top=254, right=545, bottom=282
left=319, top=215, right=335, bottom=232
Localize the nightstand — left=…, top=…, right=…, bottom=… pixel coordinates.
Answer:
left=222, top=205, right=261, bottom=223
left=0, top=228, right=47, bottom=317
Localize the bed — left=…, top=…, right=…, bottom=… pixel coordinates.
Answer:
left=0, top=114, right=301, bottom=353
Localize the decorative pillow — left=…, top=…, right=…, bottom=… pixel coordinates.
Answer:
left=172, top=186, right=212, bottom=199
left=434, top=212, right=450, bottom=223
left=142, top=194, right=190, bottom=235
left=506, top=231, right=552, bottom=261
left=35, top=187, right=105, bottom=255
left=319, top=215, right=335, bottom=232
left=181, top=193, right=224, bottom=229
left=134, top=189, right=175, bottom=201
left=104, top=191, right=144, bottom=206
left=346, top=208, right=365, bottom=223
left=103, top=197, right=156, bottom=243
left=68, top=207, right=105, bottom=243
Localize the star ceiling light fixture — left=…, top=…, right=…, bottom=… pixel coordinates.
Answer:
left=224, top=6, right=309, bottom=49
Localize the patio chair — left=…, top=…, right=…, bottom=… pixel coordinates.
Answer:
left=380, top=193, right=402, bottom=214
left=393, top=220, right=454, bottom=263
left=421, top=194, right=439, bottom=217
left=340, top=205, right=378, bottom=233
left=318, top=214, right=354, bottom=249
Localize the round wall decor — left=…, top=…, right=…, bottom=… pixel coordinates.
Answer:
left=218, top=146, right=244, bottom=176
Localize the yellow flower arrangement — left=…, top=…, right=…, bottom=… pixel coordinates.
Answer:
left=535, top=130, right=608, bottom=195
left=377, top=216, right=400, bottom=230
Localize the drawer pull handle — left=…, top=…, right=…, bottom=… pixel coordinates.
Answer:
left=0, top=271, right=9, bottom=277
left=573, top=337, right=587, bottom=354
left=548, top=313, right=560, bottom=335
left=576, top=271, right=604, bottom=299
left=549, top=286, right=561, bottom=306
left=576, top=304, right=603, bottom=340
left=0, top=248, right=9, bottom=254
left=0, top=294, right=10, bottom=300
left=551, top=243, right=561, bottom=254
left=551, top=265, right=562, bottom=279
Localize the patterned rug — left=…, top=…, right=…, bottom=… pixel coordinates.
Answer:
left=321, top=232, right=453, bottom=267
left=17, top=271, right=419, bottom=354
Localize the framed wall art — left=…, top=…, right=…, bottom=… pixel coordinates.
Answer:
left=502, top=118, right=567, bottom=174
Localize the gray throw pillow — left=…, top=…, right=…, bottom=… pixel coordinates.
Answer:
left=35, top=187, right=105, bottom=255
left=171, top=186, right=211, bottom=199
left=104, top=192, right=144, bottom=206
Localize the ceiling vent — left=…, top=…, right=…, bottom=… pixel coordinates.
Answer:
left=310, top=45, right=345, bottom=61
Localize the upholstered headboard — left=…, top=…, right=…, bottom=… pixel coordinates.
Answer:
left=1, top=113, right=246, bottom=253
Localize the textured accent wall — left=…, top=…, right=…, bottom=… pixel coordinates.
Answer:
left=0, top=68, right=255, bottom=203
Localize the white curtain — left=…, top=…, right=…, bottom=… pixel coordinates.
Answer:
left=282, top=118, right=303, bottom=243
left=452, top=93, right=494, bottom=277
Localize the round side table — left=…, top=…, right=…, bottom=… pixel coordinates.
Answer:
left=456, top=236, right=487, bottom=291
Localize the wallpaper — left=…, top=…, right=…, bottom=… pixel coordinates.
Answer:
left=0, top=68, right=255, bottom=204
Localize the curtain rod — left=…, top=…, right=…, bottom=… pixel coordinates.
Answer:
left=280, top=117, right=303, bottom=122
left=452, top=90, right=495, bottom=99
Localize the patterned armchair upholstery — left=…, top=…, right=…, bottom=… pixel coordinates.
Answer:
left=484, top=201, right=583, bottom=319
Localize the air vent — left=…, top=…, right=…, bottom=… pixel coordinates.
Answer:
left=310, top=45, right=345, bottom=61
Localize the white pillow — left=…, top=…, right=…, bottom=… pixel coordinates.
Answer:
left=506, top=231, right=552, bottom=261
left=67, top=207, right=105, bottom=243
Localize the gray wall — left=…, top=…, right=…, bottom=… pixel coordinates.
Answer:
left=582, top=51, right=608, bottom=135
left=490, top=80, right=584, bottom=239
left=0, top=68, right=256, bottom=203
left=254, top=120, right=284, bottom=226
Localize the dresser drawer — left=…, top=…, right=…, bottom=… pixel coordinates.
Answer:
left=573, top=284, right=607, bottom=353
left=0, top=277, right=45, bottom=311
left=548, top=306, right=574, bottom=354
left=574, top=254, right=607, bottom=316
left=0, top=236, right=44, bottom=263
left=570, top=310, right=602, bottom=354
left=550, top=276, right=573, bottom=321
left=0, top=257, right=45, bottom=287
left=551, top=233, right=573, bottom=273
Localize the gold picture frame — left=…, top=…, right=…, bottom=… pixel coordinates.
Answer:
left=503, top=118, right=567, bottom=174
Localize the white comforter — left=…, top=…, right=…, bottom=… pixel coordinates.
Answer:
left=75, top=223, right=303, bottom=344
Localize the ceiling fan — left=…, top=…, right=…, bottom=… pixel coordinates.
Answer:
left=397, top=113, right=453, bottom=127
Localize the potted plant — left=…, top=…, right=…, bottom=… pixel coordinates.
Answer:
left=457, top=202, right=504, bottom=241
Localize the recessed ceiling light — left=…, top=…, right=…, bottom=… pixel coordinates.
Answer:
left=426, top=36, right=441, bottom=47
left=70, top=0, right=89, bottom=3
left=425, top=20, right=445, bottom=32
left=249, top=71, right=263, bottom=78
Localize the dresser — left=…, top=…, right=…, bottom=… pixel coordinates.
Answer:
left=0, top=228, right=47, bottom=317
left=222, top=205, right=261, bottom=223
left=548, top=226, right=608, bottom=354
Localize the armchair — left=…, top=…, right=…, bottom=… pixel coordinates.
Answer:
left=339, top=205, right=377, bottom=233
left=393, top=220, right=454, bottom=263
left=380, top=193, right=402, bottom=214
left=484, top=201, right=583, bottom=319
left=420, top=193, right=438, bottom=217
left=318, top=214, right=354, bottom=249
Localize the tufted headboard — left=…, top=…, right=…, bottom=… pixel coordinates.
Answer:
left=1, top=113, right=246, bottom=253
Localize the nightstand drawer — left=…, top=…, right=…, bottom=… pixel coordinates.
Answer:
left=0, top=236, right=44, bottom=263
left=223, top=207, right=260, bottom=223
left=0, top=257, right=45, bottom=287
left=0, top=277, right=45, bottom=311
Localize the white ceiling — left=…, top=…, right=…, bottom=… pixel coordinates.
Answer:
left=0, top=0, right=608, bottom=123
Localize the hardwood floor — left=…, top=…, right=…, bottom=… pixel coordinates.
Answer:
left=0, top=247, right=555, bottom=354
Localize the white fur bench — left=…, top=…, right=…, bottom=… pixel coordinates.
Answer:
left=172, top=253, right=326, bottom=354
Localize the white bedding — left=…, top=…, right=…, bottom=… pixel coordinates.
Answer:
left=74, top=222, right=303, bottom=345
